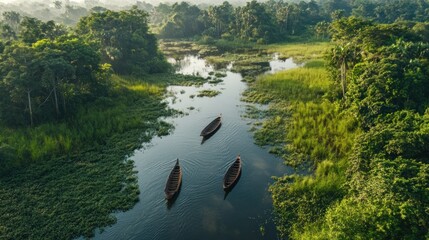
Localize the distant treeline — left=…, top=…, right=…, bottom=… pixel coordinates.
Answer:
left=2, top=0, right=429, bottom=43
left=0, top=7, right=170, bottom=127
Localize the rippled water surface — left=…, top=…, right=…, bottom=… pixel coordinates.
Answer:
left=93, top=55, right=299, bottom=240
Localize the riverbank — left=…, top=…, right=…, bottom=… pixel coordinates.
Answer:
left=0, top=73, right=205, bottom=239
left=243, top=43, right=360, bottom=238
left=91, top=44, right=297, bottom=240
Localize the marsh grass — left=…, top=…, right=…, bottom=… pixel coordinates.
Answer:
left=197, top=89, right=221, bottom=97
left=246, top=43, right=361, bottom=238
left=264, top=42, right=331, bottom=62
left=205, top=51, right=271, bottom=75
left=159, top=40, right=218, bottom=58
left=200, top=38, right=257, bottom=52
left=244, top=48, right=358, bottom=168
left=208, top=78, right=223, bottom=84
left=243, top=67, right=330, bottom=104
left=114, top=73, right=207, bottom=87
left=0, top=75, right=175, bottom=239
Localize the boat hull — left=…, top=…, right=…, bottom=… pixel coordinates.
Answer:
left=223, top=156, right=242, bottom=190
left=200, top=116, right=222, bottom=137
left=164, top=159, right=182, bottom=200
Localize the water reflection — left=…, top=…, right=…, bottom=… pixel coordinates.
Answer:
left=171, top=55, right=214, bottom=78
left=93, top=53, right=299, bottom=240
left=268, top=53, right=303, bottom=73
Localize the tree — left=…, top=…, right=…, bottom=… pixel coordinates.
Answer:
left=0, top=44, right=39, bottom=126
left=0, top=35, right=108, bottom=126
left=2, top=11, right=21, bottom=34
left=1, top=25, right=17, bottom=41
left=53, top=0, right=62, bottom=10
left=231, top=0, right=276, bottom=43
left=158, top=2, right=205, bottom=39
left=329, top=44, right=356, bottom=98
left=77, top=7, right=169, bottom=74
left=19, top=17, right=67, bottom=44
left=315, top=21, right=329, bottom=39
left=347, top=40, right=429, bottom=128
left=327, top=17, right=372, bottom=98
left=206, top=1, right=234, bottom=38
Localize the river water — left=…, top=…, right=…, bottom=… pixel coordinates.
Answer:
left=93, top=54, right=299, bottom=240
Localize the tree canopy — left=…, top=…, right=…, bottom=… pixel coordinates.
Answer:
left=76, top=7, right=170, bottom=74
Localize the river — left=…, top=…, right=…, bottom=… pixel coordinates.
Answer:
left=93, top=54, right=299, bottom=240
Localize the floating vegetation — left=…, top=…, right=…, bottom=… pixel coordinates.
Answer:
left=214, top=72, right=227, bottom=78
left=197, top=89, right=221, bottom=98
left=159, top=40, right=218, bottom=58
left=241, top=76, right=256, bottom=83
left=0, top=75, right=175, bottom=239
left=119, top=73, right=206, bottom=87
left=208, top=78, right=223, bottom=84
left=243, top=105, right=269, bottom=119
left=190, top=94, right=195, bottom=99
left=206, top=53, right=272, bottom=76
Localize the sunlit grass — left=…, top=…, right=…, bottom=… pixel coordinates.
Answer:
left=246, top=42, right=361, bottom=239
left=244, top=67, right=330, bottom=104
left=264, top=42, right=331, bottom=62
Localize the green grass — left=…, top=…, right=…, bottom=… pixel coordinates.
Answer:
left=243, top=66, right=330, bottom=104
left=0, top=75, right=175, bottom=239
left=244, top=42, right=361, bottom=239
left=264, top=42, right=331, bottom=62
left=286, top=101, right=360, bottom=166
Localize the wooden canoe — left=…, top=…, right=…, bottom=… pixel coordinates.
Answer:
left=223, top=155, right=242, bottom=190
left=164, top=159, right=182, bottom=200
left=200, top=116, right=222, bottom=137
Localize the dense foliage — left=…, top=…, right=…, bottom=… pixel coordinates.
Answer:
left=0, top=37, right=107, bottom=126
left=0, top=7, right=171, bottom=127
left=76, top=7, right=170, bottom=74
left=3, top=0, right=429, bottom=44
left=0, top=75, right=174, bottom=239
left=0, top=7, right=174, bottom=239
left=259, top=18, right=429, bottom=239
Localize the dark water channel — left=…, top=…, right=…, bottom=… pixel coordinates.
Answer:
left=93, top=54, right=299, bottom=240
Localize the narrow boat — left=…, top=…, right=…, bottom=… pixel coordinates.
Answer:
left=200, top=115, right=222, bottom=137
left=223, top=155, right=242, bottom=190
left=164, top=159, right=182, bottom=200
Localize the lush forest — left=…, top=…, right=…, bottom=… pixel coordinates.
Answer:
left=0, top=7, right=171, bottom=168
left=1, top=0, right=429, bottom=239
left=0, top=6, right=177, bottom=239
left=2, top=0, right=429, bottom=43
left=245, top=15, right=429, bottom=240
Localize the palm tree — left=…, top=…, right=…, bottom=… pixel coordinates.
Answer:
left=330, top=43, right=356, bottom=98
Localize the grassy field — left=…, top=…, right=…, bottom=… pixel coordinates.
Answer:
left=0, top=74, right=196, bottom=239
